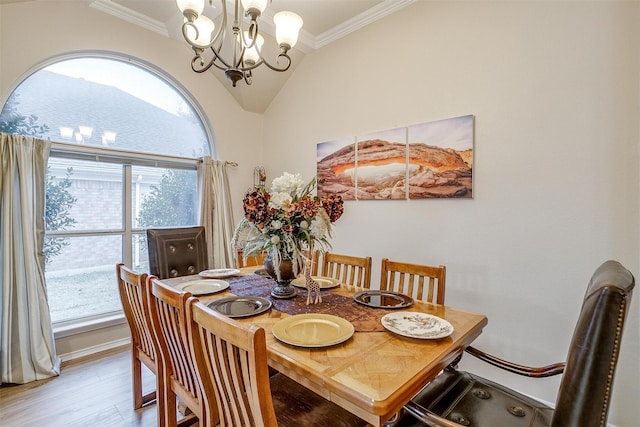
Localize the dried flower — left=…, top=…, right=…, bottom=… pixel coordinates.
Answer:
left=232, top=172, right=345, bottom=276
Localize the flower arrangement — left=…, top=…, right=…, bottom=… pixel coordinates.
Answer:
left=232, top=172, right=344, bottom=278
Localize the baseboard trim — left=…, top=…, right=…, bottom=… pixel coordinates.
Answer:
left=58, top=337, right=131, bottom=363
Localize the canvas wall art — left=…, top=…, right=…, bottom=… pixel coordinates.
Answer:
left=407, top=115, right=473, bottom=199
left=316, top=136, right=356, bottom=200
left=355, top=127, right=407, bottom=200
left=317, top=115, right=474, bottom=200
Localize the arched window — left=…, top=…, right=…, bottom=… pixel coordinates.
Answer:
left=0, top=53, right=213, bottom=326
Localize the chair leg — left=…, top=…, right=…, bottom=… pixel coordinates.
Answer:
left=132, top=352, right=143, bottom=409
left=165, top=390, right=178, bottom=427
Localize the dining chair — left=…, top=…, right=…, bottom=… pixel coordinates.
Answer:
left=379, top=258, right=446, bottom=304
left=147, top=226, right=208, bottom=279
left=320, top=252, right=373, bottom=288
left=186, top=298, right=371, bottom=427
left=116, top=264, right=158, bottom=410
left=391, top=260, right=635, bottom=427
left=146, top=276, right=211, bottom=427
left=236, top=248, right=267, bottom=268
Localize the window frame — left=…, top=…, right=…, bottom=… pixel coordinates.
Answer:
left=1, top=50, right=215, bottom=336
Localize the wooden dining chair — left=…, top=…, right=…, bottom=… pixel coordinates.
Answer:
left=236, top=248, right=267, bottom=268
left=186, top=298, right=371, bottom=427
left=320, top=252, right=373, bottom=288
left=116, top=264, right=158, bottom=410
left=380, top=258, right=446, bottom=304
left=146, top=276, right=211, bottom=427
left=147, top=226, right=208, bottom=279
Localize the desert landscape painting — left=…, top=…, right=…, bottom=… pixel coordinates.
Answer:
left=316, top=136, right=356, bottom=200
left=354, top=127, right=407, bottom=200
left=317, top=115, right=474, bottom=200
left=407, top=115, right=473, bottom=199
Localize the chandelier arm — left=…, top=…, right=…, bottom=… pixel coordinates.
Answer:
left=259, top=52, right=292, bottom=72
left=190, top=54, right=214, bottom=73
left=242, top=20, right=259, bottom=50
left=208, top=0, right=228, bottom=50
left=182, top=21, right=200, bottom=46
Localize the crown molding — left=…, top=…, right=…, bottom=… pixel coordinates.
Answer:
left=88, top=0, right=414, bottom=54
left=90, top=0, right=170, bottom=38
left=314, top=0, right=416, bottom=49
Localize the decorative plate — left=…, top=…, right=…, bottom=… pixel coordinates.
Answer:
left=381, top=312, right=454, bottom=339
left=199, top=268, right=240, bottom=278
left=272, top=314, right=354, bottom=348
left=353, top=290, right=414, bottom=309
left=291, top=276, right=340, bottom=289
left=173, top=279, right=229, bottom=295
left=207, top=296, right=272, bottom=318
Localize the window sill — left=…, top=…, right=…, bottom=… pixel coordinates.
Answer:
left=53, top=313, right=127, bottom=339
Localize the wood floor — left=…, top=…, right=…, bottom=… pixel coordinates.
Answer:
left=0, top=345, right=161, bottom=427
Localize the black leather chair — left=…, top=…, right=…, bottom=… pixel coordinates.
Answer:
left=389, top=260, right=634, bottom=427
left=146, top=226, right=208, bottom=279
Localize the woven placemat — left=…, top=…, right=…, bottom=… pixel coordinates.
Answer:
left=227, top=274, right=389, bottom=332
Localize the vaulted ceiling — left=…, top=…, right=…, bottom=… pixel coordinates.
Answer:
left=85, top=0, right=416, bottom=113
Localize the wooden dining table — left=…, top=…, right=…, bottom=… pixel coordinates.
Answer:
left=163, top=266, right=488, bottom=427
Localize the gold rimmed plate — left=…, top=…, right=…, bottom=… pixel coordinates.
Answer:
left=291, top=276, right=340, bottom=289
left=353, top=290, right=413, bottom=309
left=381, top=312, right=454, bottom=339
left=174, top=279, right=229, bottom=295
left=207, top=296, right=272, bottom=318
left=272, top=314, right=354, bottom=348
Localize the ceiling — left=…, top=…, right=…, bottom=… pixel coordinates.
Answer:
left=80, top=0, right=417, bottom=113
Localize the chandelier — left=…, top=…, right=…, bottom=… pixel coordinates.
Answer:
left=176, top=0, right=303, bottom=87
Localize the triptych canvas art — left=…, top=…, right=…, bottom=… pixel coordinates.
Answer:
left=317, top=114, right=474, bottom=200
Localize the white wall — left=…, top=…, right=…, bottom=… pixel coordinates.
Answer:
left=264, top=1, right=640, bottom=426
left=0, top=2, right=264, bottom=362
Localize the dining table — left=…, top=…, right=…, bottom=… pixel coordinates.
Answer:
left=163, top=266, right=488, bottom=427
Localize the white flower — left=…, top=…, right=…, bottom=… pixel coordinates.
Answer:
left=310, top=210, right=330, bottom=240
left=300, top=220, right=309, bottom=229
left=269, top=192, right=292, bottom=209
left=271, top=172, right=305, bottom=196
left=271, top=235, right=281, bottom=244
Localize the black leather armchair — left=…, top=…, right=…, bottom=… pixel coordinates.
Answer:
left=390, top=260, right=635, bottom=427
left=146, top=226, right=208, bottom=279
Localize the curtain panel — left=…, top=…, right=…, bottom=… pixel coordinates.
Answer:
left=197, top=157, right=236, bottom=269
left=0, top=132, right=60, bottom=384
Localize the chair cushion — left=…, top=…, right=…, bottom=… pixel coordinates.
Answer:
left=399, top=370, right=553, bottom=427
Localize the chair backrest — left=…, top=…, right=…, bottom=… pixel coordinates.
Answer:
left=321, top=252, right=372, bottom=288
left=146, top=276, right=204, bottom=421
left=236, top=248, right=267, bottom=268
left=551, top=260, right=634, bottom=427
left=187, top=298, right=278, bottom=427
left=380, top=258, right=446, bottom=304
left=116, top=263, right=156, bottom=365
left=147, top=226, right=208, bottom=279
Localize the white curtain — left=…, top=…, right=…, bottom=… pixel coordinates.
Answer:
left=0, top=133, right=60, bottom=384
left=198, top=156, right=236, bottom=269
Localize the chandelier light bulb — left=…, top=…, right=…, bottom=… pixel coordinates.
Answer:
left=241, top=0, right=268, bottom=16
left=176, top=0, right=205, bottom=17
left=243, top=32, right=264, bottom=64
left=273, top=11, right=303, bottom=49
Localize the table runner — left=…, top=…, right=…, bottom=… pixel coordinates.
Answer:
left=226, top=273, right=391, bottom=332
